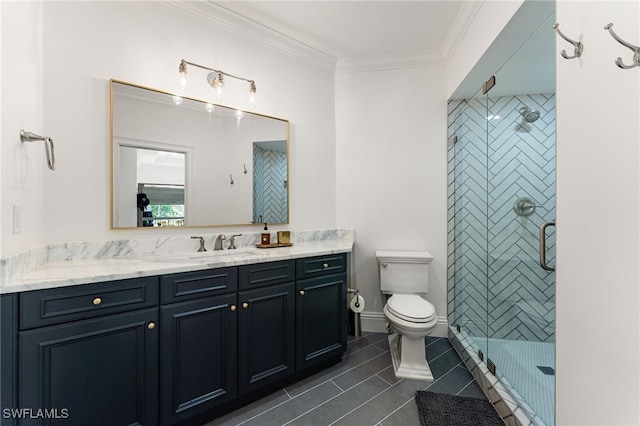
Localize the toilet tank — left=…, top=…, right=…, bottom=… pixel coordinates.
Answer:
left=376, top=250, right=433, bottom=294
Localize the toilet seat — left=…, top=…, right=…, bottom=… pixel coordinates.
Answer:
left=385, top=294, right=435, bottom=323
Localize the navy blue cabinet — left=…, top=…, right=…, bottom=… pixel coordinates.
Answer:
left=7, top=252, right=349, bottom=425
left=296, top=270, right=348, bottom=370
left=238, top=282, right=295, bottom=395
left=1, top=294, right=17, bottom=426
left=19, top=307, right=159, bottom=425
left=161, top=293, right=238, bottom=425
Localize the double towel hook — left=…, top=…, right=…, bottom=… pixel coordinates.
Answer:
left=20, top=130, right=55, bottom=171
left=604, top=23, right=640, bottom=69
left=553, top=23, right=583, bottom=59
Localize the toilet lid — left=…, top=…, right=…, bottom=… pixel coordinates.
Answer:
left=386, top=294, right=436, bottom=323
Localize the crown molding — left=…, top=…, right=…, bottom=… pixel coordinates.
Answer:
left=336, top=51, right=446, bottom=74
left=161, top=0, right=337, bottom=71
left=441, top=1, right=484, bottom=63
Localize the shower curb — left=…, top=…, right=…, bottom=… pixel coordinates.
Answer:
left=448, top=327, right=548, bottom=426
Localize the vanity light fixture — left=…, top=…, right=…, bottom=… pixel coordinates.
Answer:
left=178, top=59, right=257, bottom=107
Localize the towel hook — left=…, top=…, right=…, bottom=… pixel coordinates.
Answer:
left=20, top=130, right=55, bottom=171
left=552, top=23, right=583, bottom=59
left=604, top=23, right=640, bottom=69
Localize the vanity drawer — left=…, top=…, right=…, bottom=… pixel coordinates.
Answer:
left=161, top=267, right=238, bottom=303
left=20, top=276, right=159, bottom=330
left=239, top=260, right=295, bottom=290
left=296, top=254, right=347, bottom=279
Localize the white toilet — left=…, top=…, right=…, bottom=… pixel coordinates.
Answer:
left=377, top=250, right=437, bottom=381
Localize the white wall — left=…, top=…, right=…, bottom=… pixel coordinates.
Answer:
left=335, top=65, right=449, bottom=336
left=1, top=1, right=337, bottom=254
left=0, top=1, right=45, bottom=256
left=556, top=1, right=639, bottom=424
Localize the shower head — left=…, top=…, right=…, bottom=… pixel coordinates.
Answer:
left=519, top=106, right=540, bottom=123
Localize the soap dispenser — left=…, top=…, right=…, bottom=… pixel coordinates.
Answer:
left=261, top=223, right=270, bottom=245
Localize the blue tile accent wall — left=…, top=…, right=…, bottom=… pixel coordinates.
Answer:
left=448, top=93, right=556, bottom=343
left=253, top=144, right=287, bottom=224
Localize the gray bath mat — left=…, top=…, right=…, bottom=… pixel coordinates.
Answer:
left=415, top=391, right=504, bottom=426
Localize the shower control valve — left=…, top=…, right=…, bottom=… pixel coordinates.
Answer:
left=513, top=197, right=542, bottom=217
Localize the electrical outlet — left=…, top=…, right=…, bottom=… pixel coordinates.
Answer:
left=13, top=205, right=22, bottom=234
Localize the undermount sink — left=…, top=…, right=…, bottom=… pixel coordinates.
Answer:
left=183, top=247, right=260, bottom=260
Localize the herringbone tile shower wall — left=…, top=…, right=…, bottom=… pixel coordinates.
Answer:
left=447, top=94, right=556, bottom=343
left=253, top=145, right=288, bottom=224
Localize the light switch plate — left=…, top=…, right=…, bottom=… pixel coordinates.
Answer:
left=13, top=204, right=22, bottom=234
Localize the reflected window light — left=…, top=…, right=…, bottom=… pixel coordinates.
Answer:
left=205, top=103, right=215, bottom=113
left=172, top=95, right=183, bottom=106
left=235, top=110, right=244, bottom=120
left=486, top=114, right=500, bottom=121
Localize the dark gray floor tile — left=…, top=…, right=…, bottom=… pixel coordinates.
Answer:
left=284, top=344, right=386, bottom=397
left=376, top=365, right=402, bottom=385
left=379, top=399, right=421, bottom=426
left=424, top=365, right=482, bottom=397
left=425, top=337, right=455, bottom=360
left=346, top=333, right=387, bottom=356
left=332, top=351, right=393, bottom=390
left=204, top=390, right=290, bottom=426
left=427, top=347, right=463, bottom=379
left=241, top=381, right=342, bottom=426
left=331, top=378, right=426, bottom=426
left=287, top=375, right=390, bottom=426
left=457, top=379, right=488, bottom=399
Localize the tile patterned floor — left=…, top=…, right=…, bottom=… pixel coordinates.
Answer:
left=205, top=333, right=489, bottom=426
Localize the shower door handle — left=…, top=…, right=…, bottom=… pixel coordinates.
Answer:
left=539, top=221, right=556, bottom=272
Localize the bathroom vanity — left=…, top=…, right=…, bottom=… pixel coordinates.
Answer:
left=0, top=234, right=351, bottom=425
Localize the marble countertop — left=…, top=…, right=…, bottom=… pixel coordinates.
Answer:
left=2, top=238, right=353, bottom=294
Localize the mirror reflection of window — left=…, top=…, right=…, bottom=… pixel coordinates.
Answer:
left=116, top=146, right=186, bottom=227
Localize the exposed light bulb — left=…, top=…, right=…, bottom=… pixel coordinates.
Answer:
left=172, top=95, right=183, bottom=106
left=205, top=103, right=214, bottom=113
left=248, top=81, right=256, bottom=108
left=178, top=75, right=188, bottom=91
left=178, top=60, right=188, bottom=91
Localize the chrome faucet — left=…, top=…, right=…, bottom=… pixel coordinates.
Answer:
left=228, top=234, right=242, bottom=250
left=213, top=234, right=226, bottom=251
left=190, top=236, right=206, bottom=252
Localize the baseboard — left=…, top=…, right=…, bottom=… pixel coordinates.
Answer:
left=360, top=311, right=449, bottom=338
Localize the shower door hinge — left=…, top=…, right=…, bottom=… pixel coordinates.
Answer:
left=487, top=358, right=496, bottom=375
left=482, top=75, right=496, bottom=94
left=448, top=135, right=458, bottom=147
left=478, top=349, right=484, bottom=361
left=456, top=324, right=461, bottom=333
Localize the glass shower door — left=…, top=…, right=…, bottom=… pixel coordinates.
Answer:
left=485, top=13, right=556, bottom=426
left=449, top=83, right=489, bottom=361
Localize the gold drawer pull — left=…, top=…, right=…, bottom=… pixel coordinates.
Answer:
left=322, top=263, right=329, bottom=269
left=93, top=297, right=102, bottom=306
left=242, top=302, right=249, bottom=309
left=230, top=305, right=237, bottom=311
left=147, top=322, right=155, bottom=330
left=299, top=290, right=305, bottom=296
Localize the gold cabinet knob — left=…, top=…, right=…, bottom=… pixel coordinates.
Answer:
left=230, top=305, right=237, bottom=311
left=322, top=263, right=329, bottom=269
left=93, top=297, right=102, bottom=306
left=147, top=322, right=155, bottom=330
left=299, top=290, right=305, bottom=296
left=242, top=302, right=249, bottom=309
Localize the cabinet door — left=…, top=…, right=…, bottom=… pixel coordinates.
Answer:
left=238, top=283, right=295, bottom=395
left=2, top=294, right=17, bottom=426
left=19, top=308, right=158, bottom=426
left=160, top=293, right=237, bottom=425
left=296, top=273, right=347, bottom=370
